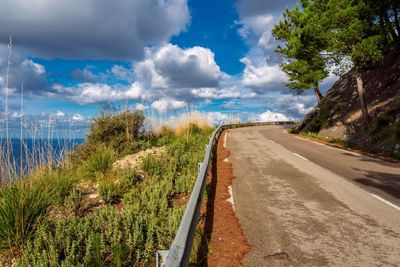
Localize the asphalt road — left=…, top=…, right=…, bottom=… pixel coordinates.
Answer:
left=226, top=125, right=400, bottom=266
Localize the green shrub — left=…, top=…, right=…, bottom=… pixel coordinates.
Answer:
left=0, top=179, right=57, bottom=249
left=369, top=114, right=392, bottom=136
left=79, top=146, right=116, bottom=180
left=18, top=205, right=184, bottom=266
left=389, top=122, right=400, bottom=141
left=141, top=155, right=163, bottom=176
left=64, top=187, right=82, bottom=213
left=14, top=121, right=213, bottom=265
left=117, top=169, right=142, bottom=192
left=99, top=178, right=119, bottom=204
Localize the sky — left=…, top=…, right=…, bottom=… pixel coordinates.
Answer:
left=0, top=0, right=337, bottom=138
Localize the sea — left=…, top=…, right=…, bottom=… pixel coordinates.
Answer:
left=0, top=138, right=84, bottom=176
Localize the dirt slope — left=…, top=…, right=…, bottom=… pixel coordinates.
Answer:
left=298, top=44, right=400, bottom=158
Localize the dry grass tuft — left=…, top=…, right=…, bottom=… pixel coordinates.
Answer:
left=147, top=110, right=211, bottom=137
left=175, top=111, right=211, bottom=137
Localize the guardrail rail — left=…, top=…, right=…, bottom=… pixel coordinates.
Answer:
left=156, top=121, right=296, bottom=267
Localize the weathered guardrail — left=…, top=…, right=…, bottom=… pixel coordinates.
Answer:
left=156, top=121, right=296, bottom=267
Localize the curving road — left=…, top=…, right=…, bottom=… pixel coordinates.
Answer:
left=225, top=125, right=400, bottom=266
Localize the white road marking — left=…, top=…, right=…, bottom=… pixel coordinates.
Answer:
left=223, top=132, right=228, bottom=149
left=369, top=193, right=400, bottom=212
left=227, top=185, right=235, bottom=211
left=294, top=153, right=309, bottom=161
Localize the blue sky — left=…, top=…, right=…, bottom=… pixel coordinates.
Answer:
left=0, top=0, right=336, bottom=138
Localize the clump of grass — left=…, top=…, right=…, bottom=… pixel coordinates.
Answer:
left=79, top=145, right=116, bottom=180
left=154, top=125, right=175, bottom=138
left=0, top=179, right=57, bottom=250
left=147, top=111, right=211, bottom=139
left=174, top=111, right=211, bottom=137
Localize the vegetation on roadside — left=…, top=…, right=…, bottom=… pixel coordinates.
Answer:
left=0, top=109, right=214, bottom=266
left=294, top=130, right=400, bottom=160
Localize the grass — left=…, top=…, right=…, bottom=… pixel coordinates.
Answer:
left=0, top=178, right=56, bottom=250
left=0, top=109, right=214, bottom=266
left=78, top=145, right=116, bottom=180
left=298, top=131, right=350, bottom=147
left=296, top=131, right=400, bottom=160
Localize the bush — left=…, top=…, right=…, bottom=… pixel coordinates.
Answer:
left=64, top=187, right=82, bottom=213
left=0, top=179, right=57, bottom=249
left=99, top=177, right=119, bottom=204
left=18, top=205, right=184, bottom=266
left=79, top=146, right=116, bottom=180
left=88, top=109, right=145, bottom=152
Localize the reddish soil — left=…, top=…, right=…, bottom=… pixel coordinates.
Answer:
left=204, top=131, right=250, bottom=267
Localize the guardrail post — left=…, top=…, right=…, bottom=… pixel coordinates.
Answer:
left=156, top=250, right=169, bottom=267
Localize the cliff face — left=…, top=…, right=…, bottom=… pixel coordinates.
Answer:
left=298, top=44, right=400, bottom=158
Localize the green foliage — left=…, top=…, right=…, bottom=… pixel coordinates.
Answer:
left=14, top=124, right=213, bottom=265
left=272, top=3, right=328, bottom=100
left=390, top=122, right=400, bottom=142
left=369, top=109, right=400, bottom=142
left=18, top=197, right=184, bottom=266
left=306, top=101, right=332, bottom=132
left=73, top=109, right=146, bottom=161
left=99, top=177, right=119, bottom=204
left=299, top=131, right=350, bottom=147
left=87, top=109, right=145, bottom=149
left=79, top=145, right=116, bottom=180
left=321, top=0, right=385, bottom=71
left=64, top=187, right=82, bottom=213
left=0, top=179, right=57, bottom=249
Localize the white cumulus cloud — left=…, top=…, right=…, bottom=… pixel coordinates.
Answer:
left=151, top=99, right=187, bottom=113
left=53, top=82, right=142, bottom=104
left=71, top=113, right=84, bottom=122
left=253, top=111, right=292, bottom=122
left=133, top=44, right=226, bottom=100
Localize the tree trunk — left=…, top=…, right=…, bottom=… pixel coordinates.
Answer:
left=392, top=6, right=400, bottom=38
left=384, top=11, right=400, bottom=41
left=379, top=8, right=388, bottom=43
left=313, top=85, right=324, bottom=104
left=355, top=68, right=370, bottom=124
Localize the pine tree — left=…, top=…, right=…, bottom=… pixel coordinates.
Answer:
left=323, top=0, right=385, bottom=123
left=273, top=3, right=328, bottom=104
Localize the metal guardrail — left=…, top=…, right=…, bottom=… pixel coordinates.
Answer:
left=156, top=121, right=296, bottom=267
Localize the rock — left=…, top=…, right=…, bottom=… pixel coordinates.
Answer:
left=113, top=146, right=167, bottom=170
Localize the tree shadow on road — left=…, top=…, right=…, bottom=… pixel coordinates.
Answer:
left=354, top=170, right=400, bottom=201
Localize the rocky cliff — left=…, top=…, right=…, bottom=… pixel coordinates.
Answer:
left=298, top=44, right=400, bottom=158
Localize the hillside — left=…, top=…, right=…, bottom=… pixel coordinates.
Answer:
left=297, top=44, right=400, bottom=158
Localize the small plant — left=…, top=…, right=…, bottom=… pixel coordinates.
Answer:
left=99, top=178, right=119, bottom=204
left=64, top=187, right=82, bottom=212
left=141, top=155, right=162, bottom=176
left=79, top=145, right=116, bottom=180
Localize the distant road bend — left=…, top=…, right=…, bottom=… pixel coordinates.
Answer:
left=225, top=125, right=400, bottom=266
